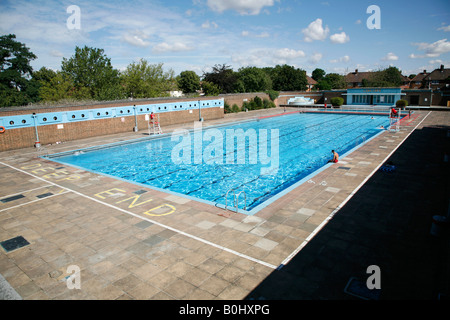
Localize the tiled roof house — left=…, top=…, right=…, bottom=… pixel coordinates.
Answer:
left=424, top=65, right=450, bottom=90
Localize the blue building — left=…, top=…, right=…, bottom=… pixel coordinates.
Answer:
left=345, top=88, right=404, bottom=106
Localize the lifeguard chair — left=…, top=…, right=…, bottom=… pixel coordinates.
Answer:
left=148, top=112, right=162, bottom=135
left=389, top=107, right=400, bottom=132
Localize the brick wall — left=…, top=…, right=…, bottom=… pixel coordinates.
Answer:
left=221, top=92, right=271, bottom=109
left=0, top=98, right=224, bottom=152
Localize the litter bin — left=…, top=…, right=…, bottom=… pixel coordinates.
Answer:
left=430, top=215, right=449, bottom=237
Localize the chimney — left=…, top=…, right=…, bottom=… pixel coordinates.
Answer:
left=440, top=64, right=444, bottom=71
left=355, top=69, right=358, bottom=74
left=423, top=70, right=427, bottom=74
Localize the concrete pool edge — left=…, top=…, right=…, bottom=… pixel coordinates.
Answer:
left=41, top=111, right=393, bottom=216
left=0, top=108, right=440, bottom=300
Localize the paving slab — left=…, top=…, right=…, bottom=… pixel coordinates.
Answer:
left=0, top=108, right=448, bottom=301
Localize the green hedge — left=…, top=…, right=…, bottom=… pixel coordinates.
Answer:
left=395, top=99, right=408, bottom=109
left=330, top=97, right=344, bottom=107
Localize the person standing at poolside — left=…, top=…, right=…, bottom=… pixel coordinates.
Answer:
left=328, top=150, right=339, bottom=163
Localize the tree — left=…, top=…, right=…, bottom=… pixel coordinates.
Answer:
left=121, top=59, right=175, bottom=98
left=314, top=80, right=332, bottom=90
left=0, top=34, right=39, bottom=107
left=61, top=46, right=122, bottom=100
left=366, top=66, right=403, bottom=87
left=203, top=64, right=238, bottom=94
left=314, top=73, right=346, bottom=90
left=177, top=70, right=200, bottom=94
left=202, top=81, right=220, bottom=96
left=323, top=73, right=346, bottom=89
left=236, top=66, right=272, bottom=93
left=269, top=65, right=308, bottom=91
left=311, top=68, right=326, bottom=82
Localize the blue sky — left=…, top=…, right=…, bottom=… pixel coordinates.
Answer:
left=1, top=0, right=449, bottom=77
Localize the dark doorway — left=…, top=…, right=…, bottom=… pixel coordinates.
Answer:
left=410, top=95, right=419, bottom=105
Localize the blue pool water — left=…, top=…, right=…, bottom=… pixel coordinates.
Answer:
left=48, top=112, right=390, bottom=213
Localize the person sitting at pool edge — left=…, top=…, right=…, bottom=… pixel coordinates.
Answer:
left=328, top=150, right=339, bottom=163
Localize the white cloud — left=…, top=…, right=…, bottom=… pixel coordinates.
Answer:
left=330, top=55, right=350, bottom=63
left=152, top=42, right=194, bottom=53
left=202, top=20, right=219, bottom=29
left=50, top=50, right=64, bottom=57
left=240, top=30, right=270, bottom=38
left=256, top=32, right=270, bottom=38
left=382, top=52, right=399, bottom=61
left=412, top=39, right=450, bottom=58
left=341, top=55, right=350, bottom=62
left=207, top=0, right=275, bottom=15
left=438, top=25, right=450, bottom=32
left=330, top=32, right=350, bottom=44
left=231, top=47, right=305, bottom=68
left=122, top=30, right=151, bottom=47
left=274, top=48, right=306, bottom=60
left=309, top=53, right=323, bottom=63
left=302, top=19, right=329, bottom=42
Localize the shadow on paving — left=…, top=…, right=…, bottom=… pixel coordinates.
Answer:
left=246, top=123, right=450, bottom=300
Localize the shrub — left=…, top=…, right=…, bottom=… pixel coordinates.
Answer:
left=231, top=104, right=241, bottom=113
left=253, top=96, right=263, bottom=109
left=265, top=90, right=279, bottom=101
left=224, top=101, right=232, bottom=113
left=395, top=99, right=408, bottom=109
left=330, top=97, right=344, bottom=107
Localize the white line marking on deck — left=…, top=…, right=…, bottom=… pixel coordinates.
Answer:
left=0, top=191, right=70, bottom=213
left=280, top=111, right=432, bottom=267
left=0, top=161, right=278, bottom=270
left=0, top=185, right=53, bottom=200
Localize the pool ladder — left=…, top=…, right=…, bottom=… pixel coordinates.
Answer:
left=225, top=189, right=247, bottom=213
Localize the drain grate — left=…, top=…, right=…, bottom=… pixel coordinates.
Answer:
left=1, top=194, right=25, bottom=203
left=344, top=277, right=381, bottom=300
left=1, top=236, right=30, bottom=253
left=36, top=192, right=54, bottom=199
left=133, top=190, right=147, bottom=195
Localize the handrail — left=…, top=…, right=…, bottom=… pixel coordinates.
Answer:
left=225, top=189, right=247, bottom=213
left=234, top=191, right=247, bottom=212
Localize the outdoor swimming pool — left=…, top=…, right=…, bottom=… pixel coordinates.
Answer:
left=46, top=112, right=391, bottom=214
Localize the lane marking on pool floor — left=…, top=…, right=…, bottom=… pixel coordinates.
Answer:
left=0, top=161, right=278, bottom=270
left=279, top=111, right=432, bottom=268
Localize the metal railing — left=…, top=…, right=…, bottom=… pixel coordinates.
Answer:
left=225, top=189, right=247, bottom=213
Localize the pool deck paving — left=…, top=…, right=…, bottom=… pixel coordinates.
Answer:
left=0, top=107, right=449, bottom=301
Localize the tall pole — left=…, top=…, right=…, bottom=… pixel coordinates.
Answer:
left=133, top=105, right=138, bottom=132
left=32, top=113, right=41, bottom=148
left=198, top=100, right=202, bottom=122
